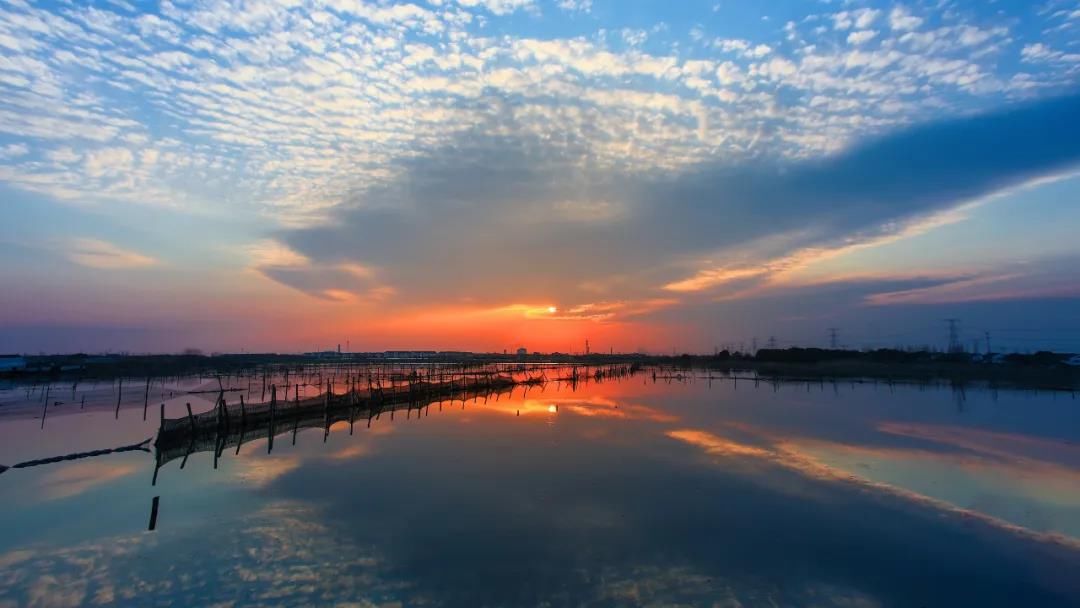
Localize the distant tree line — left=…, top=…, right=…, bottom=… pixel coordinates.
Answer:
left=714, top=347, right=1075, bottom=367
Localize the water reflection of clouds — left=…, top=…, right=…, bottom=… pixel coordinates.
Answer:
left=326, top=444, right=371, bottom=461
left=232, top=455, right=301, bottom=488
left=665, top=429, right=771, bottom=458
left=556, top=398, right=678, bottom=423
left=666, top=422, right=1080, bottom=549
left=0, top=498, right=900, bottom=608
left=437, top=394, right=678, bottom=423
left=4, top=379, right=1080, bottom=606
left=798, top=430, right=1080, bottom=504
left=35, top=461, right=140, bottom=501
left=264, top=404, right=1077, bottom=606
left=594, top=566, right=882, bottom=608
left=0, top=502, right=418, bottom=608
left=878, top=422, right=1080, bottom=468
left=226, top=382, right=1080, bottom=552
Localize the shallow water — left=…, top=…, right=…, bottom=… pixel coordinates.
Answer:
left=1, top=372, right=1078, bottom=607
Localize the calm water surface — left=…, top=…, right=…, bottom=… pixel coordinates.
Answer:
left=1, top=373, right=1078, bottom=607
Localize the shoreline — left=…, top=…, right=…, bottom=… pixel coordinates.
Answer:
left=3, top=351, right=1079, bottom=393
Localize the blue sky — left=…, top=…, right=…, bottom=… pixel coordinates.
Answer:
left=1, top=0, right=1079, bottom=354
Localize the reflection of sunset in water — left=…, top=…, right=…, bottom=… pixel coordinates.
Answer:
left=36, top=461, right=140, bottom=501
left=665, top=430, right=771, bottom=458
left=439, top=390, right=679, bottom=424
left=2, top=372, right=1079, bottom=606
left=666, top=418, right=1080, bottom=548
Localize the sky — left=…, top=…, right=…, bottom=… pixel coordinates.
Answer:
left=1, top=0, right=1080, bottom=355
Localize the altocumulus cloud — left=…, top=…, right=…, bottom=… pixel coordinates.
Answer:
left=272, top=92, right=1080, bottom=306
left=2, top=0, right=1080, bottom=335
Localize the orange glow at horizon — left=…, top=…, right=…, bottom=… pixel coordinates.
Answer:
left=299, top=300, right=680, bottom=354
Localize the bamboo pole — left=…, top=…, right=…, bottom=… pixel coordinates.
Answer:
left=40, top=385, right=50, bottom=429
left=143, top=377, right=150, bottom=421
left=148, top=496, right=160, bottom=531
left=115, top=378, right=123, bottom=419
left=268, top=385, right=276, bottom=454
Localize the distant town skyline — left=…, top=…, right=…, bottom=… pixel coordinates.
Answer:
left=2, top=1, right=1080, bottom=354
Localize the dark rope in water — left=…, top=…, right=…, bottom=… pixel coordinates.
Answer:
left=0, top=437, right=152, bottom=474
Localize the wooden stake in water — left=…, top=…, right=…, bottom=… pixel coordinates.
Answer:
left=143, top=377, right=151, bottom=421
left=148, top=496, right=160, bottom=531
left=40, top=385, right=50, bottom=429
left=323, top=380, right=331, bottom=442
left=115, top=378, right=123, bottom=419
left=268, top=385, right=276, bottom=454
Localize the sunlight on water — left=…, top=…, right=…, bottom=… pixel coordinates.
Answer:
left=1, top=366, right=1078, bottom=607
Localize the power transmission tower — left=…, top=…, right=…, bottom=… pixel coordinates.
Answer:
left=828, top=327, right=839, bottom=349
left=767, top=336, right=777, bottom=349
left=585, top=339, right=590, bottom=355
left=945, top=318, right=961, bottom=353
left=984, top=331, right=991, bottom=354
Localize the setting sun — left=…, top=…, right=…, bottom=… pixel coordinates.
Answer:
left=547, top=306, right=557, bottom=314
